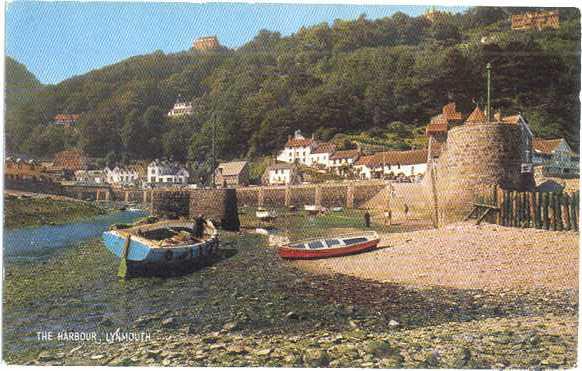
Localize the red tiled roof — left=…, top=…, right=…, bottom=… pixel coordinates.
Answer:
left=285, top=138, right=313, bottom=148
left=355, top=155, right=377, bottom=166
left=355, top=149, right=428, bottom=167
left=532, top=139, right=563, bottom=154
left=426, top=114, right=448, bottom=135
left=52, top=149, right=87, bottom=171
left=330, top=149, right=360, bottom=160
left=54, top=114, right=80, bottom=122
left=312, top=142, right=336, bottom=154
left=442, top=102, right=462, bottom=121
left=466, top=106, right=486, bottom=123
left=501, top=115, right=520, bottom=124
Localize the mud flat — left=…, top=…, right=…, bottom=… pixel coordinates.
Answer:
left=8, top=225, right=577, bottom=367
left=4, top=194, right=106, bottom=229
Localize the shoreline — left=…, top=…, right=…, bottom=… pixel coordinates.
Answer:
left=4, top=192, right=108, bottom=230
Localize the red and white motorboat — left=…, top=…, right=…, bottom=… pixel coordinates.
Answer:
left=278, top=231, right=380, bottom=260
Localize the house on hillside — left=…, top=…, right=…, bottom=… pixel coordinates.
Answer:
left=51, top=114, right=80, bottom=128
left=532, top=138, right=579, bottom=178
left=308, top=142, right=336, bottom=168
left=215, top=161, right=249, bottom=187
left=354, top=149, right=428, bottom=181
left=262, top=163, right=301, bottom=185
left=276, top=130, right=316, bottom=165
left=329, top=149, right=360, bottom=176
left=167, top=95, right=193, bottom=117
left=146, top=159, right=189, bottom=187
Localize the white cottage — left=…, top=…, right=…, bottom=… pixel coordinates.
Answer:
left=354, top=149, right=428, bottom=180
left=308, top=142, right=336, bottom=168
left=146, top=160, right=189, bottom=186
left=276, top=130, right=315, bottom=165
left=262, top=163, right=301, bottom=185
left=167, top=95, right=193, bottom=117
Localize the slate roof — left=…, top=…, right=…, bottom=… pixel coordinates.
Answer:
left=355, top=149, right=428, bottom=167
left=216, top=161, right=248, bottom=176
left=532, top=139, right=564, bottom=154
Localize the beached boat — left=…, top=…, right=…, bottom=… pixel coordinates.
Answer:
left=304, top=205, right=322, bottom=215
left=278, top=231, right=380, bottom=260
left=102, top=220, right=219, bottom=276
left=256, top=208, right=277, bottom=221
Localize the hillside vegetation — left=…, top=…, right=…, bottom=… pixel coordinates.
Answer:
left=6, top=7, right=580, bottom=178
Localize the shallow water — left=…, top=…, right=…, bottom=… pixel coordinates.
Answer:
left=3, top=210, right=147, bottom=262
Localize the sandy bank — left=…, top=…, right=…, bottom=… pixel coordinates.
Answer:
left=296, top=222, right=579, bottom=292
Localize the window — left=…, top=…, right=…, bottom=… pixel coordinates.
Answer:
left=325, top=239, right=340, bottom=247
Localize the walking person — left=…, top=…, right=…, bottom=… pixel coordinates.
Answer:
left=403, top=203, right=409, bottom=219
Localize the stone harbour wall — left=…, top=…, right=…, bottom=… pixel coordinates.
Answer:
left=189, top=189, right=240, bottom=231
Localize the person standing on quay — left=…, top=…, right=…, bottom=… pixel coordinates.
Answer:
left=364, top=211, right=371, bottom=228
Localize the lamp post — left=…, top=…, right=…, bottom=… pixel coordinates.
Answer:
left=210, top=112, right=217, bottom=188
left=486, top=62, right=492, bottom=122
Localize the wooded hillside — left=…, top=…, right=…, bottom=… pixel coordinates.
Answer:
left=6, top=7, right=580, bottom=170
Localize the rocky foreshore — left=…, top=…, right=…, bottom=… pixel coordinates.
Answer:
left=7, top=229, right=577, bottom=368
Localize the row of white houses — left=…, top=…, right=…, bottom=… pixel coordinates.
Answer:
left=74, top=160, right=189, bottom=187
left=275, top=130, right=429, bottom=181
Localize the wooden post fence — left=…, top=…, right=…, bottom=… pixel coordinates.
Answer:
left=483, top=186, right=578, bottom=231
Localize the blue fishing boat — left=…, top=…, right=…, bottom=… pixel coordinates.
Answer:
left=102, top=220, right=219, bottom=277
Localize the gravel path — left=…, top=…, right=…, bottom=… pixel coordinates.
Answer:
left=297, top=222, right=579, bottom=292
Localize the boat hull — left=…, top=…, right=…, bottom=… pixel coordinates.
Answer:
left=278, top=239, right=379, bottom=260
left=102, top=228, right=219, bottom=276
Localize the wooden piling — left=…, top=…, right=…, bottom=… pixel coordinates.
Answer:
left=556, top=192, right=563, bottom=231
left=542, top=193, right=549, bottom=230
left=563, top=193, right=571, bottom=231
left=570, top=191, right=580, bottom=231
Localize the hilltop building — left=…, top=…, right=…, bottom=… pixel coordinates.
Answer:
left=146, top=159, right=189, bottom=186
left=167, top=95, right=193, bottom=117
left=214, top=161, right=249, bottom=187
left=193, top=36, right=221, bottom=51
left=276, top=130, right=315, bottom=165
left=511, top=10, right=559, bottom=31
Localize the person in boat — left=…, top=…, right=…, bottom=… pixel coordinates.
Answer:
left=194, top=214, right=207, bottom=238
left=364, top=211, right=371, bottom=228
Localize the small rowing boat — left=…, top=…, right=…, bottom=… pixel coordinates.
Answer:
left=278, top=231, right=380, bottom=260
left=256, top=208, right=277, bottom=221
left=102, top=220, right=219, bottom=277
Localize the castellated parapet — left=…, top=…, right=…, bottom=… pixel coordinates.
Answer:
left=433, top=123, right=534, bottom=225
